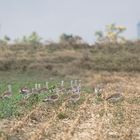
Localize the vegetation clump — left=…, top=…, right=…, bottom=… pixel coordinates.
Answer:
left=57, top=112, right=69, bottom=119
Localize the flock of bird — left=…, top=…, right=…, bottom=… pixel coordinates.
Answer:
left=0, top=80, right=82, bottom=103
left=0, top=80, right=123, bottom=103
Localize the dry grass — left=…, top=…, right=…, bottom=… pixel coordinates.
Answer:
left=0, top=41, right=140, bottom=139
left=0, top=41, right=140, bottom=73
left=0, top=72, right=139, bottom=140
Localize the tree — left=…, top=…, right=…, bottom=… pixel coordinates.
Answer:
left=59, top=33, right=85, bottom=44
left=17, top=32, right=42, bottom=45
left=59, top=33, right=72, bottom=44
left=95, top=23, right=126, bottom=44
left=95, top=31, right=104, bottom=42
left=28, top=32, right=42, bottom=44
left=0, top=35, right=10, bottom=46
left=4, top=35, right=10, bottom=42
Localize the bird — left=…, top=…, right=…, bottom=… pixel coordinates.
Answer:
left=69, top=80, right=81, bottom=103
left=37, top=82, right=49, bottom=94
left=106, top=93, right=124, bottom=103
left=69, top=93, right=80, bottom=103
left=31, top=83, right=39, bottom=94
left=76, top=80, right=81, bottom=94
left=106, top=85, right=124, bottom=103
left=1, top=84, right=12, bottom=99
left=55, top=80, right=65, bottom=94
left=94, top=84, right=104, bottom=97
left=66, top=80, right=74, bottom=94
left=43, top=94, right=59, bottom=103
left=19, top=86, right=31, bottom=95
left=71, top=80, right=81, bottom=94
left=43, top=82, right=59, bottom=103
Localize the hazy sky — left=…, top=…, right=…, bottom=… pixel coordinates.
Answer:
left=0, top=0, right=140, bottom=43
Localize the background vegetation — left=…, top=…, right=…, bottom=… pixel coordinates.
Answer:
left=0, top=40, right=140, bottom=74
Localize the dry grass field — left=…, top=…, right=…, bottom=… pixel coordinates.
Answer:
left=0, top=72, right=140, bottom=140
left=0, top=42, right=140, bottom=140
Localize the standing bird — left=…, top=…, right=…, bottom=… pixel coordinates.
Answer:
left=38, top=82, right=49, bottom=94
left=43, top=94, right=59, bottom=103
left=106, top=86, right=124, bottom=103
left=19, top=86, right=31, bottom=95
left=106, top=93, right=124, bottom=103
left=77, top=80, right=81, bottom=94
left=43, top=82, right=59, bottom=102
left=31, top=83, right=39, bottom=94
left=1, top=84, right=12, bottom=99
left=94, top=84, right=104, bottom=97
left=69, top=80, right=81, bottom=103
left=72, top=80, right=81, bottom=94
left=69, top=94, right=80, bottom=103
left=43, top=89, right=59, bottom=103
left=55, top=80, right=65, bottom=94
left=66, top=80, right=74, bottom=94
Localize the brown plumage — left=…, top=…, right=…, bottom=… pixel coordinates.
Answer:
left=1, top=85, right=12, bottom=99
left=69, top=94, right=80, bottom=103
left=20, top=87, right=31, bottom=95
left=38, top=87, right=48, bottom=93
left=106, top=93, right=124, bottom=102
left=1, top=91, right=12, bottom=99
left=43, top=94, right=59, bottom=102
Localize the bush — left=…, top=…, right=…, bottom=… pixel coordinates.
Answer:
left=0, top=41, right=140, bottom=72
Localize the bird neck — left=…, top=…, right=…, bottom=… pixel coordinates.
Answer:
left=61, top=81, right=64, bottom=87
left=35, top=83, right=38, bottom=89
left=46, top=82, right=49, bottom=89
left=38, top=84, right=41, bottom=89
left=74, top=80, right=77, bottom=86
left=70, top=80, right=73, bottom=88
left=8, top=85, right=12, bottom=92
